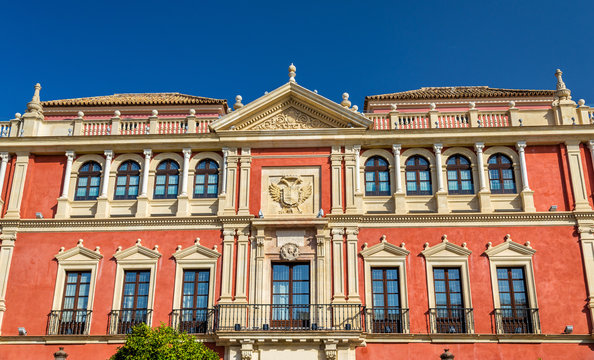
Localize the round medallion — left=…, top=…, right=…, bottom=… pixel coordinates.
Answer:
left=279, top=243, right=300, bottom=261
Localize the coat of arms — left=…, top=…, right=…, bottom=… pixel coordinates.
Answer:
left=268, top=176, right=312, bottom=213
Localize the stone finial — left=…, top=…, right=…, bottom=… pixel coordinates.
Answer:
left=289, top=63, right=296, bottom=82
left=26, top=83, right=43, bottom=114
left=555, top=69, right=572, bottom=100
left=14, top=113, right=21, bottom=119
left=486, top=242, right=493, bottom=249
left=116, top=246, right=122, bottom=252
left=508, top=101, right=516, bottom=109
left=213, top=245, right=218, bottom=252
left=424, top=242, right=430, bottom=249
left=77, top=239, right=84, bottom=247
left=189, top=108, right=196, bottom=115
left=136, top=238, right=142, bottom=245
left=578, top=99, right=586, bottom=107
left=380, top=235, right=387, bottom=243
left=153, top=245, right=159, bottom=251
left=390, top=104, right=398, bottom=111
left=429, top=103, right=436, bottom=111
left=234, top=95, right=243, bottom=110
left=53, top=347, right=69, bottom=360
left=469, top=102, right=476, bottom=110
left=341, top=93, right=351, bottom=108
left=462, top=242, right=467, bottom=248
left=94, top=246, right=100, bottom=253
left=362, top=242, right=368, bottom=249
left=77, top=111, right=84, bottom=118
left=59, top=246, right=65, bottom=253
left=504, top=234, right=512, bottom=242
left=176, top=244, right=182, bottom=251
left=400, top=242, right=406, bottom=249
left=352, top=105, right=359, bottom=112
left=114, top=110, right=121, bottom=117
left=442, top=234, right=448, bottom=242
left=151, top=110, right=158, bottom=116
left=195, top=237, right=201, bottom=245
left=525, top=241, right=532, bottom=248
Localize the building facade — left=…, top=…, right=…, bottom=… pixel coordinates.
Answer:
left=0, top=66, right=594, bottom=359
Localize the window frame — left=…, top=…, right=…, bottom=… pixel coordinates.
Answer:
left=74, top=161, right=102, bottom=201
left=194, top=159, right=219, bottom=198
left=446, top=155, right=474, bottom=195
left=405, top=155, right=432, bottom=196
left=488, top=153, right=517, bottom=194
left=114, top=160, right=141, bottom=200
left=153, top=159, right=180, bottom=199
left=364, top=156, right=391, bottom=196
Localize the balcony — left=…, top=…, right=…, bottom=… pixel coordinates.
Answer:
left=364, top=307, right=409, bottom=334
left=171, top=308, right=216, bottom=334
left=494, top=308, right=540, bottom=334
left=47, top=310, right=92, bottom=335
left=428, top=307, right=474, bottom=334
left=109, top=309, right=153, bottom=334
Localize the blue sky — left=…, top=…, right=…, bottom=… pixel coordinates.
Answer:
left=1, top=0, right=592, bottom=118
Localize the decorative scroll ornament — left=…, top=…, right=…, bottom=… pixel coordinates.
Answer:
left=269, top=175, right=312, bottom=213
left=280, top=243, right=300, bottom=261
left=252, top=108, right=332, bottom=130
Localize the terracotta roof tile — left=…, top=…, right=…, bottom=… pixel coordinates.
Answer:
left=42, top=93, right=228, bottom=107
left=365, top=86, right=555, bottom=106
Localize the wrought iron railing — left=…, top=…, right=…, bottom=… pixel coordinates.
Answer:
left=429, top=307, right=474, bottom=334
left=109, top=309, right=153, bottom=334
left=171, top=308, right=216, bottom=334
left=47, top=310, right=92, bottom=335
left=364, top=307, right=409, bottom=333
left=494, top=308, right=540, bottom=334
left=215, top=304, right=363, bottom=331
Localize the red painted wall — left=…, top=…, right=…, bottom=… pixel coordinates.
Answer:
left=358, top=343, right=594, bottom=360
left=0, top=342, right=224, bottom=360
left=524, top=145, right=572, bottom=211
left=357, top=226, right=589, bottom=335
left=20, top=155, right=65, bottom=219
left=249, top=148, right=332, bottom=216
left=2, top=230, right=222, bottom=337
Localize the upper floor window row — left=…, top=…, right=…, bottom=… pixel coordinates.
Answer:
left=74, top=157, right=220, bottom=201
left=364, top=152, right=518, bottom=197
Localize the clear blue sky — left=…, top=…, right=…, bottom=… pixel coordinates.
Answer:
left=1, top=0, right=592, bottom=118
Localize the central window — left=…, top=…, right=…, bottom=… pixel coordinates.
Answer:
left=405, top=155, right=432, bottom=195
left=194, top=160, right=219, bottom=198
left=365, top=156, right=390, bottom=196
left=488, top=154, right=516, bottom=194
left=496, top=267, right=532, bottom=333
left=179, top=269, right=210, bottom=333
left=57, top=271, right=91, bottom=335
left=118, top=270, right=150, bottom=334
left=446, top=155, right=474, bottom=194
left=154, top=160, right=179, bottom=199
left=114, top=161, right=140, bottom=200
left=371, top=268, right=402, bottom=333
left=271, top=263, right=310, bottom=329
left=75, top=161, right=101, bottom=200
left=433, top=267, right=465, bottom=333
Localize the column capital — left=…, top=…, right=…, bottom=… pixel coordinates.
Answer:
left=392, top=144, right=402, bottom=155
left=352, top=145, right=361, bottom=153
left=182, top=148, right=192, bottom=158
left=0, top=153, right=9, bottom=162
left=474, top=142, right=485, bottom=152
left=222, top=147, right=229, bottom=156
left=516, top=141, right=527, bottom=151
left=241, top=147, right=251, bottom=156
left=104, top=150, right=113, bottom=160
left=143, top=149, right=152, bottom=158
left=587, top=140, right=594, bottom=150
left=65, top=150, right=76, bottom=160
left=433, top=143, right=443, bottom=153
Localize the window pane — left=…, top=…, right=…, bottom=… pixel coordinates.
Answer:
left=450, top=293, right=462, bottom=305
left=434, top=280, right=446, bottom=293
left=512, top=280, right=525, bottom=292
left=461, top=181, right=472, bottom=191
left=195, top=185, right=205, bottom=194
left=498, top=280, right=510, bottom=292
left=115, top=187, right=125, bottom=196
left=273, top=282, right=289, bottom=294
left=378, top=171, right=388, bottom=182
left=196, top=174, right=205, bottom=184
left=79, top=284, right=90, bottom=296
left=365, top=172, right=375, bottom=181
left=387, top=294, right=399, bottom=307
left=65, top=284, right=76, bottom=297
left=372, top=281, right=383, bottom=293
left=386, top=269, right=398, bottom=280
left=448, top=280, right=460, bottom=292
left=198, top=271, right=209, bottom=282
left=168, top=175, right=179, bottom=184
left=373, top=294, right=384, bottom=307
left=138, top=272, right=150, bottom=282
left=154, top=185, right=165, bottom=195
left=377, top=158, right=388, bottom=166
left=78, top=178, right=88, bottom=187
left=128, top=186, right=138, bottom=196
left=155, top=175, right=166, bottom=185
left=435, top=293, right=447, bottom=306
left=116, top=176, right=127, bottom=186
left=129, top=176, right=139, bottom=186
left=197, top=282, right=209, bottom=295
left=293, top=282, right=309, bottom=294
left=124, top=284, right=135, bottom=296
left=208, top=174, right=218, bottom=184
left=448, top=269, right=460, bottom=279
left=405, top=171, right=416, bottom=181
left=489, top=169, right=499, bottom=179
left=434, top=268, right=445, bottom=279
left=90, top=177, right=100, bottom=187
left=419, top=181, right=431, bottom=192
left=372, top=269, right=383, bottom=280
left=207, top=185, right=217, bottom=194
left=499, top=293, right=511, bottom=305
left=386, top=280, right=398, bottom=293
left=366, top=182, right=376, bottom=192
left=184, top=271, right=195, bottom=282
left=419, top=171, right=429, bottom=181
left=379, top=182, right=389, bottom=192
left=511, top=268, right=524, bottom=279
left=183, top=283, right=194, bottom=295
left=448, top=181, right=458, bottom=191
left=293, top=265, right=309, bottom=280
left=273, top=265, right=289, bottom=280
left=460, top=170, right=471, bottom=180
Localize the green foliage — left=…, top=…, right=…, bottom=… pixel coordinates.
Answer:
left=110, top=323, right=219, bottom=360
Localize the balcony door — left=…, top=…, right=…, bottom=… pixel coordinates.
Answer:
left=271, top=263, right=310, bottom=329
left=371, top=268, right=402, bottom=333
left=180, top=269, right=210, bottom=333
left=119, top=270, right=150, bottom=333
left=434, top=267, right=465, bottom=333
left=59, top=271, right=91, bottom=334
left=497, top=267, right=531, bottom=333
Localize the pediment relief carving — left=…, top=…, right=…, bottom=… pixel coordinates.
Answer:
left=251, top=107, right=333, bottom=130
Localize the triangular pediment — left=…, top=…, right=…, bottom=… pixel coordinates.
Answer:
left=485, top=237, right=536, bottom=258
left=360, top=240, right=410, bottom=258
left=422, top=238, right=472, bottom=258
left=173, top=239, right=221, bottom=261
left=210, top=82, right=372, bottom=131
left=114, top=239, right=161, bottom=261
left=55, top=240, right=103, bottom=262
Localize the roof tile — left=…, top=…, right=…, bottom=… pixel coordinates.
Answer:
left=42, top=93, right=228, bottom=107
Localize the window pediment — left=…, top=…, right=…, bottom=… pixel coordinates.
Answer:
left=55, top=239, right=103, bottom=262
left=422, top=235, right=472, bottom=258
left=173, top=238, right=221, bottom=261
left=360, top=236, right=410, bottom=258
left=114, top=239, right=161, bottom=262
left=484, top=234, right=536, bottom=258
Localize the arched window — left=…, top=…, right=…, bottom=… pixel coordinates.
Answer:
left=114, top=161, right=141, bottom=200
left=488, top=154, right=516, bottom=194
left=405, top=156, right=432, bottom=195
left=194, top=159, right=219, bottom=198
left=446, top=155, right=474, bottom=195
left=365, top=156, right=390, bottom=196
left=154, top=160, right=179, bottom=199
left=75, top=161, right=102, bottom=201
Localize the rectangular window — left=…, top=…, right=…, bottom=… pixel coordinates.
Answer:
left=56, top=271, right=91, bottom=335
left=179, top=269, right=210, bottom=333
left=496, top=267, right=533, bottom=333
left=433, top=267, right=466, bottom=333
left=117, top=270, right=151, bottom=334
left=370, top=268, right=403, bottom=333
left=271, top=263, right=310, bottom=329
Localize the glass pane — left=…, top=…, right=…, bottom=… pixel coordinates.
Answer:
left=378, top=171, right=388, bottom=181
left=447, top=170, right=458, bottom=180
left=502, top=169, right=513, bottom=179
left=498, top=280, right=510, bottom=292
left=503, top=180, right=515, bottom=190
left=272, top=295, right=289, bottom=305
left=80, top=272, right=91, bottom=283
left=197, top=161, right=207, bottom=169
left=377, top=158, right=388, bottom=166
left=184, top=271, right=195, bottom=282
left=387, top=294, right=399, bottom=307
left=418, top=157, right=428, bottom=165
left=115, top=187, right=125, bottom=196
left=155, top=175, right=166, bottom=185
left=77, top=177, right=88, bottom=187
left=138, top=283, right=149, bottom=296
left=292, top=295, right=309, bottom=305
left=434, top=268, right=445, bottom=279
left=497, top=268, right=508, bottom=280
left=183, top=283, right=194, bottom=295
left=460, top=170, right=471, bottom=180
left=446, top=157, right=456, bottom=165
left=461, top=181, right=472, bottom=191
left=500, top=155, right=511, bottom=164
left=379, top=182, right=389, bottom=192
left=373, top=294, right=384, bottom=307
left=434, top=280, right=446, bottom=293
left=79, top=284, right=90, bottom=296
left=116, top=176, right=127, bottom=186
left=448, top=181, right=458, bottom=191
left=67, top=273, right=78, bottom=283
left=88, top=187, right=99, bottom=197
left=208, top=174, right=218, bottom=184
left=195, top=296, right=208, bottom=308
left=405, top=157, right=415, bottom=166
left=129, top=176, right=139, bottom=186
left=195, top=185, right=205, bottom=194
left=168, top=175, right=179, bottom=184
left=273, top=265, right=289, bottom=280
left=372, top=281, right=383, bottom=293
left=450, top=293, right=462, bottom=305
left=198, top=271, right=209, bottom=282
left=207, top=185, right=217, bottom=194
left=167, top=185, right=178, bottom=195
left=499, top=293, right=511, bottom=305
left=372, top=269, right=383, bottom=280
left=435, top=293, right=447, bottom=306
left=124, top=283, right=135, bottom=296
left=197, top=282, right=209, bottom=295
left=489, top=169, right=500, bottom=180
left=448, top=280, right=460, bottom=292
left=65, top=284, right=77, bottom=297
left=90, top=177, right=100, bottom=187
left=386, top=280, right=398, bottom=293
left=488, top=156, right=497, bottom=164
left=136, top=296, right=148, bottom=309
left=386, top=269, right=398, bottom=280
left=196, top=174, right=205, bottom=184
left=292, top=282, right=309, bottom=294
left=511, top=269, right=524, bottom=279
left=273, top=282, right=289, bottom=294
left=122, top=296, right=134, bottom=309
left=406, top=182, right=417, bottom=192
left=514, top=293, right=527, bottom=306
left=419, top=171, right=429, bottom=181
left=154, top=185, right=165, bottom=195
left=182, top=296, right=193, bottom=308
left=490, top=180, right=501, bottom=190
left=77, top=296, right=88, bottom=309
left=420, top=181, right=430, bottom=192
left=512, top=280, right=525, bottom=292
left=63, top=297, right=74, bottom=309
left=366, top=182, right=376, bottom=192
left=293, top=265, right=309, bottom=280
left=405, top=171, right=416, bottom=181
left=128, top=186, right=138, bottom=196
left=365, top=172, right=375, bottom=181
left=448, top=269, right=460, bottom=279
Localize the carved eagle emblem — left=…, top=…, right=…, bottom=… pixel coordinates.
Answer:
left=268, top=176, right=312, bottom=214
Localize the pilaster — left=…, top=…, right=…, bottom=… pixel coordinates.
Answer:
left=565, top=141, right=592, bottom=211
left=252, top=228, right=266, bottom=304
left=220, top=148, right=239, bottom=216
left=315, top=226, right=331, bottom=305
left=345, top=228, right=361, bottom=303
left=331, top=228, right=346, bottom=303
left=578, top=224, right=594, bottom=333
left=392, top=145, right=406, bottom=214
left=220, top=228, right=236, bottom=303
left=434, top=144, right=448, bottom=213
left=516, top=141, right=536, bottom=212
left=330, top=146, right=343, bottom=214
left=237, top=148, right=252, bottom=216
left=344, top=146, right=359, bottom=214
left=176, top=148, right=192, bottom=217
left=234, top=227, right=250, bottom=303
left=0, top=230, right=16, bottom=335
left=0, top=153, right=10, bottom=210
left=5, top=153, right=29, bottom=219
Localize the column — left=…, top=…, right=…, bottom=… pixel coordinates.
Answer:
left=252, top=229, right=266, bottom=304
left=578, top=225, right=594, bottom=332
left=516, top=141, right=536, bottom=212
left=331, top=228, right=346, bottom=302
left=220, top=148, right=239, bottom=215
left=565, top=141, right=592, bottom=211
left=345, top=228, right=360, bottom=303
left=0, top=153, right=10, bottom=207
left=0, top=231, right=16, bottom=335
left=100, top=150, right=113, bottom=197
left=221, top=148, right=228, bottom=195
left=220, top=229, right=236, bottom=302
left=433, top=144, right=448, bottom=213
left=140, top=149, right=152, bottom=196
left=237, top=148, right=251, bottom=215
left=5, top=152, right=29, bottom=219
left=330, top=146, right=343, bottom=214
left=180, top=148, right=191, bottom=196
left=475, top=142, right=493, bottom=213
left=354, top=145, right=361, bottom=193
left=315, top=227, right=330, bottom=305
left=234, top=228, right=249, bottom=303
left=392, top=145, right=403, bottom=193
left=344, top=146, right=359, bottom=214
left=61, top=151, right=75, bottom=198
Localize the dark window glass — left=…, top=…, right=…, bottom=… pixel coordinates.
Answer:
left=57, top=271, right=91, bottom=334
left=446, top=155, right=474, bottom=194
left=117, top=270, right=151, bottom=333
left=194, top=160, right=219, bottom=198
left=496, top=267, right=533, bottom=333
left=114, top=161, right=140, bottom=200
left=488, top=154, right=516, bottom=194
left=271, top=263, right=310, bottom=329
left=405, top=156, right=432, bottom=195
left=154, top=160, right=179, bottom=199
left=371, top=268, right=402, bottom=333
left=433, top=267, right=465, bottom=333
left=179, top=269, right=210, bottom=333
left=75, top=161, right=102, bottom=200
left=365, top=156, right=391, bottom=196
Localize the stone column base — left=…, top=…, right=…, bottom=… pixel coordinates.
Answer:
left=176, top=195, right=190, bottom=217
left=95, top=197, right=110, bottom=218
left=394, top=192, right=406, bottom=214
left=521, top=190, right=536, bottom=212
left=478, top=190, right=493, bottom=213
left=136, top=196, right=149, bottom=217
left=55, top=197, right=70, bottom=219
left=436, top=192, right=449, bottom=213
